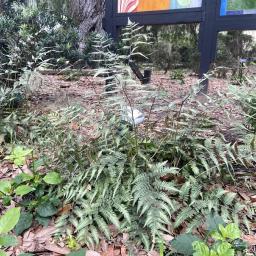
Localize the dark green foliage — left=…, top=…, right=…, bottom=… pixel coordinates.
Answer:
left=0, top=147, right=62, bottom=235
left=171, top=234, right=200, bottom=255
left=170, top=69, right=185, bottom=84
left=153, top=41, right=181, bottom=73
left=150, top=24, right=200, bottom=73
left=0, top=207, right=20, bottom=253
left=0, top=2, right=81, bottom=92
left=215, top=31, right=256, bottom=78
left=14, top=212, right=33, bottom=235
left=229, top=82, right=256, bottom=133
left=0, top=234, right=18, bottom=247
left=206, top=214, right=226, bottom=232
left=36, top=202, right=58, bottom=218
left=11, top=2, right=78, bottom=61
left=0, top=86, right=24, bottom=111
left=171, top=221, right=247, bottom=256
left=35, top=216, right=50, bottom=226
left=228, top=0, right=256, bottom=10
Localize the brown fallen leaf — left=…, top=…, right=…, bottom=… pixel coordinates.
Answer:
left=0, top=167, right=9, bottom=178
left=86, top=250, right=101, bottom=256
left=58, top=204, right=73, bottom=215
left=114, top=249, right=120, bottom=256
left=22, top=230, right=36, bottom=252
left=250, top=195, right=256, bottom=203
left=100, top=240, right=108, bottom=252
left=71, top=122, right=80, bottom=130
left=20, top=226, right=57, bottom=253
left=34, top=226, right=56, bottom=242
left=243, top=235, right=256, bottom=246
left=122, top=233, right=129, bottom=244
left=148, top=250, right=159, bottom=256
left=162, top=234, right=174, bottom=243
left=238, top=192, right=250, bottom=202
left=22, top=165, right=33, bottom=176
left=120, top=245, right=127, bottom=256
left=44, top=242, right=71, bottom=255
left=102, top=245, right=114, bottom=256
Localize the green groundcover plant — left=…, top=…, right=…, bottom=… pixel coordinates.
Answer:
left=0, top=207, right=20, bottom=256
left=0, top=146, right=63, bottom=234
left=171, top=219, right=248, bottom=256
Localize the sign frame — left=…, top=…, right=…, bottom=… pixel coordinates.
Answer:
left=104, top=0, right=256, bottom=91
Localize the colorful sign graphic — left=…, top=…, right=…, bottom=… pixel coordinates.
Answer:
left=118, top=0, right=202, bottom=13
left=220, top=0, right=256, bottom=16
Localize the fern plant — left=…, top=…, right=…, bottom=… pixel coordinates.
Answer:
left=52, top=24, right=255, bottom=250
left=88, top=20, right=154, bottom=122
left=4, top=102, right=254, bottom=251
left=232, top=80, right=256, bottom=133
left=53, top=111, right=254, bottom=249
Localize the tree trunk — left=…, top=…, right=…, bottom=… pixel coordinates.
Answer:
left=0, top=0, right=12, bottom=14
left=69, top=0, right=106, bottom=43
left=0, top=1, right=3, bottom=13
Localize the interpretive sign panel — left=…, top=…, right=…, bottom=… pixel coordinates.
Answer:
left=118, top=0, right=202, bottom=13
left=220, top=0, right=256, bottom=15
left=104, top=0, right=256, bottom=91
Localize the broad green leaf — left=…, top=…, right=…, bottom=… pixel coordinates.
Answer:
left=13, top=173, right=33, bottom=185
left=211, top=230, right=225, bottom=241
left=14, top=212, right=33, bottom=235
left=0, top=249, right=7, bottom=256
left=49, top=197, right=60, bottom=207
left=67, top=249, right=86, bottom=256
left=171, top=234, right=200, bottom=256
left=215, top=242, right=234, bottom=256
left=0, top=234, right=18, bottom=247
left=0, top=207, right=20, bottom=234
left=36, top=202, right=58, bottom=217
left=206, top=214, right=225, bottom=233
left=15, top=185, right=35, bottom=196
left=43, top=172, right=62, bottom=185
left=2, top=195, right=11, bottom=206
left=192, top=241, right=211, bottom=256
left=31, top=158, right=45, bottom=171
left=5, top=146, right=32, bottom=166
left=224, top=223, right=241, bottom=240
left=0, top=180, right=12, bottom=195
left=35, top=216, right=50, bottom=227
